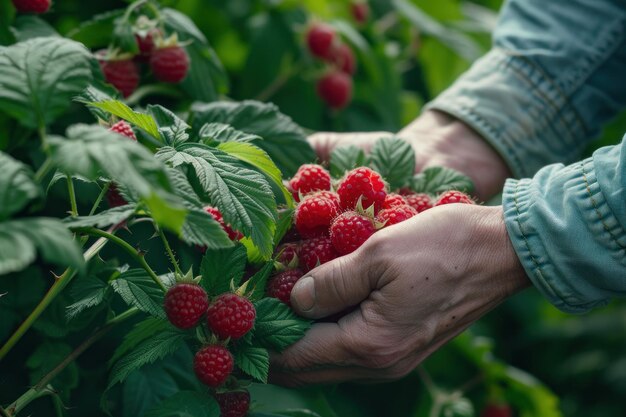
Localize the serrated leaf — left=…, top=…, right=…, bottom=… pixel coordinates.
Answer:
left=26, top=342, right=79, bottom=395
left=110, top=318, right=167, bottom=365
left=0, top=37, right=93, bottom=128
left=369, top=137, right=415, bottom=190
left=86, top=100, right=160, bottom=139
left=252, top=298, right=312, bottom=352
left=199, top=123, right=261, bottom=144
left=190, top=100, right=315, bottom=177
left=64, top=205, right=136, bottom=229
left=13, top=16, right=59, bottom=41
left=0, top=218, right=84, bottom=276
left=145, top=391, right=220, bottom=417
left=110, top=269, right=166, bottom=319
left=200, top=244, right=247, bottom=295
left=245, top=262, right=274, bottom=301
left=108, top=320, right=186, bottom=388
left=66, top=272, right=111, bottom=320
left=0, top=151, right=40, bottom=219
left=47, top=170, right=95, bottom=193
left=156, top=143, right=277, bottom=257
left=75, top=83, right=118, bottom=120
left=234, top=345, right=269, bottom=383
left=409, top=167, right=475, bottom=194
left=148, top=104, right=190, bottom=146
left=273, top=208, right=294, bottom=246
left=218, top=141, right=294, bottom=208
left=330, top=145, right=368, bottom=178
left=181, top=207, right=233, bottom=249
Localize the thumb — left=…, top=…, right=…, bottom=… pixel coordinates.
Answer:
left=290, top=251, right=376, bottom=319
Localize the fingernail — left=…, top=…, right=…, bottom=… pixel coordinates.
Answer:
left=292, top=276, right=315, bottom=312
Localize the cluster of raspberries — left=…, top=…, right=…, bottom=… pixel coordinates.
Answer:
left=265, top=163, right=475, bottom=307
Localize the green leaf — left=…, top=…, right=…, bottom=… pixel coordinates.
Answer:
left=162, top=8, right=228, bottom=101
left=218, top=141, right=294, bottom=208
left=64, top=205, right=136, bottom=229
left=0, top=37, right=93, bottom=128
left=330, top=145, right=368, bottom=178
left=27, top=342, right=79, bottom=395
left=233, top=345, right=269, bottom=383
left=273, top=208, right=294, bottom=247
left=409, top=167, right=475, bottom=195
left=199, top=123, right=261, bottom=144
left=156, top=143, right=277, bottom=257
left=75, top=84, right=118, bottom=120
left=252, top=298, right=312, bottom=352
left=66, top=274, right=111, bottom=320
left=86, top=100, right=160, bottom=139
left=200, top=244, right=247, bottom=295
left=12, top=16, right=59, bottom=41
left=190, top=100, right=316, bottom=177
left=145, top=391, right=220, bottom=417
left=110, top=317, right=167, bottom=365
left=369, top=137, right=416, bottom=190
left=245, top=261, right=274, bottom=301
left=0, top=218, right=84, bottom=276
left=148, top=104, right=190, bottom=147
left=110, top=269, right=166, bottom=319
left=0, top=151, right=40, bottom=219
left=112, top=16, right=138, bottom=54
left=181, top=207, right=233, bottom=249
left=0, top=0, right=16, bottom=46
left=108, top=320, right=186, bottom=388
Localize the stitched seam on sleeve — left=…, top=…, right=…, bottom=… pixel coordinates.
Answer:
left=581, top=160, right=626, bottom=251
left=512, top=181, right=544, bottom=276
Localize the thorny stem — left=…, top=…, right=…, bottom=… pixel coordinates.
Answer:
left=89, top=182, right=110, bottom=216
left=75, top=227, right=167, bottom=292
left=66, top=175, right=78, bottom=216
left=157, top=227, right=182, bottom=276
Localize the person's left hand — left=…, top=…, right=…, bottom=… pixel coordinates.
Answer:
left=270, top=205, right=529, bottom=386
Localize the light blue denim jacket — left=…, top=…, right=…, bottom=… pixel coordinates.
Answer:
left=426, top=0, right=626, bottom=313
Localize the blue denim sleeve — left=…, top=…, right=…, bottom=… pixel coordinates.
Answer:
left=425, top=0, right=626, bottom=178
left=502, top=138, right=626, bottom=313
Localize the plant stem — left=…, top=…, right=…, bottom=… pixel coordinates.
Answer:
left=38, top=124, right=49, bottom=153
left=89, top=183, right=110, bottom=216
left=5, top=386, right=54, bottom=417
left=157, top=227, right=182, bottom=276
left=34, top=157, right=53, bottom=183
left=254, top=62, right=302, bottom=102
left=76, top=227, right=167, bottom=292
left=66, top=175, right=78, bottom=216
left=0, top=405, right=10, bottom=417
left=0, top=236, right=109, bottom=361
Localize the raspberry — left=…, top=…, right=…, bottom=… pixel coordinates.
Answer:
left=306, top=23, right=336, bottom=59
left=300, top=237, right=338, bottom=272
left=481, top=404, right=513, bottom=417
left=205, top=206, right=243, bottom=241
left=328, top=43, right=356, bottom=75
left=351, top=2, right=370, bottom=24
left=405, top=193, right=433, bottom=213
left=274, top=243, right=299, bottom=265
left=289, top=164, right=331, bottom=201
left=164, top=283, right=209, bottom=329
left=267, top=269, right=304, bottom=306
left=98, top=57, right=140, bottom=98
left=435, top=190, right=475, bottom=206
left=336, top=167, right=387, bottom=214
left=377, top=205, right=418, bottom=227
left=207, top=293, right=256, bottom=339
left=280, top=226, right=302, bottom=244
left=11, top=0, right=49, bottom=13
left=330, top=211, right=376, bottom=255
left=215, top=390, right=251, bottom=417
left=109, top=120, right=137, bottom=141
left=150, top=46, right=190, bottom=83
left=193, top=345, right=233, bottom=387
left=294, top=193, right=341, bottom=238
left=316, top=71, right=353, bottom=109
left=383, top=193, right=408, bottom=209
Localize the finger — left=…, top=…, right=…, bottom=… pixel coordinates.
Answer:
left=290, top=251, right=377, bottom=319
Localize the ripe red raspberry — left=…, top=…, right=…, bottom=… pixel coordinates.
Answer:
left=109, top=120, right=137, bottom=141
left=289, top=164, right=331, bottom=201
left=330, top=211, right=376, bottom=255
left=275, top=243, right=299, bottom=265
left=481, top=404, right=513, bottom=417
left=405, top=193, right=433, bottom=213
left=194, top=345, right=233, bottom=387
left=337, top=167, right=387, bottom=214
left=300, top=237, right=338, bottom=272
left=215, top=390, right=251, bottom=417
left=351, top=2, right=370, bottom=24
left=317, top=71, right=353, bottom=109
left=267, top=269, right=304, bottom=306
left=328, top=43, right=356, bottom=75
left=306, top=23, right=336, bottom=59
left=207, top=293, right=256, bottom=339
left=435, top=190, right=475, bottom=206
left=205, top=206, right=243, bottom=241
left=11, top=0, right=49, bottom=13
left=98, top=57, right=140, bottom=98
left=383, top=193, right=408, bottom=209
left=294, top=193, right=341, bottom=238
left=377, top=205, right=418, bottom=227
left=135, top=29, right=159, bottom=62
left=150, top=46, right=190, bottom=83
left=164, top=283, right=209, bottom=329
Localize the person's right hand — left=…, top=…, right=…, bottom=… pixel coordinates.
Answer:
left=308, top=110, right=512, bottom=201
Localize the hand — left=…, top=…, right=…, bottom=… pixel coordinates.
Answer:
left=270, top=205, right=529, bottom=386
left=308, top=111, right=512, bottom=201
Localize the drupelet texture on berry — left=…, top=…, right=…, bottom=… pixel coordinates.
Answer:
left=207, top=293, right=256, bottom=339
left=164, top=283, right=209, bottom=329
left=193, top=345, right=233, bottom=387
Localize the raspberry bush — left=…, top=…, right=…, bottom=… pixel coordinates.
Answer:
left=2, top=1, right=622, bottom=417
